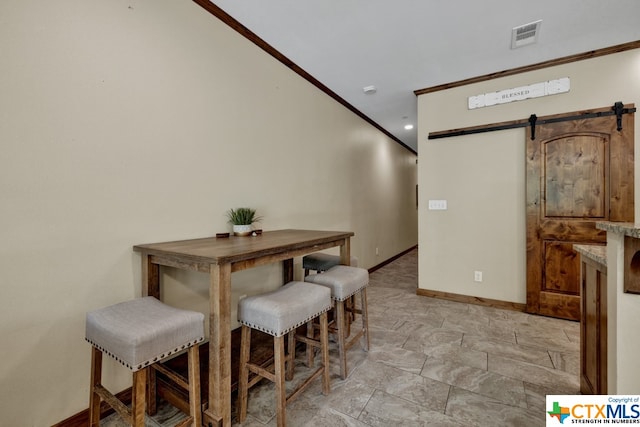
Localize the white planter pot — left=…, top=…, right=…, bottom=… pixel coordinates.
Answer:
left=233, top=224, right=252, bottom=236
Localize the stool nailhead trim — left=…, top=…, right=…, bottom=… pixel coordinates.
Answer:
left=85, top=336, right=204, bottom=371
left=239, top=306, right=331, bottom=337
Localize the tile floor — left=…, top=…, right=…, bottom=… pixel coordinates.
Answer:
left=103, top=248, right=580, bottom=426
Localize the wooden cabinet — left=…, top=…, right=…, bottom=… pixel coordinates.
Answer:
left=576, top=245, right=607, bottom=394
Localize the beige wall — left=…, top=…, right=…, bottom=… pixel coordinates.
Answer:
left=0, top=0, right=417, bottom=424
left=605, top=230, right=640, bottom=394
left=418, top=48, right=640, bottom=302
left=418, top=49, right=640, bottom=392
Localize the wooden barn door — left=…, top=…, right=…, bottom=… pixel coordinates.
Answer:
left=526, top=106, right=634, bottom=320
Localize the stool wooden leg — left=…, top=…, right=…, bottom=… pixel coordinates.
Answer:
left=305, top=320, right=315, bottom=367
left=319, top=311, right=330, bottom=395
left=237, top=325, right=251, bottom=423
left=360, top=288, right=370, bottom=351
left=146, top=366, right=157, bottom=416
left=89, top=347, right=102, bottom=427
left=286, top=331, right=295, bottom=381
left=274, top=335, right=287, bottom=427
left=345, top=296, right=353, bottom=336
left=336, top=300, right=348, bottom=380
left=131, top=368, right=147, bottom=427
left=187, top=345, right=202, bottom=427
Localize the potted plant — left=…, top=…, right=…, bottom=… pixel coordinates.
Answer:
left=226, top=208, right=262, bottom=236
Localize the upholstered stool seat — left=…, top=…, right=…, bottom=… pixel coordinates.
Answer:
left=237, top=281, right=332, bottom=427
left=86, top=296, right=204, bottom=427
left=302, top=252, right=358, bottom=276
left=305, top=265, right=370, bottom=379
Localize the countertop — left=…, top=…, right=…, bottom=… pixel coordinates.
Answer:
left=596, top=221, right=640, bottom=239
left=574, top=244, right=607, bottom=267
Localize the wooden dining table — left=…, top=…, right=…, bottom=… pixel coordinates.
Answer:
left=133, top=229, right=354, bottom=427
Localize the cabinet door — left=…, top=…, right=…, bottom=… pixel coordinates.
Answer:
left=580, top=257, right=607, bottom=394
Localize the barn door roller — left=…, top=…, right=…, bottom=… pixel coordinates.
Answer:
left=613, top=101, right=625, bottom=131
left=528, top=101, right=634, bottom=140
left=528, top=114, right=537, bottom=140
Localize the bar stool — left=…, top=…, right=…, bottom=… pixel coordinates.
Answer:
left=305, top=265, right=370, bottom=379
left=303, top=253, right=359, bottom=330
left=302, top=252, right=358, bottom=276
left=85, top=296, right=204, bottom=427
left=237, top=281, right=332, bottom=427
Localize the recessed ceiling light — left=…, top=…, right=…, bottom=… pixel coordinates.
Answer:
left=404, top=124, right=414, bottom=130
left=363, top=85, right=377, bottom=94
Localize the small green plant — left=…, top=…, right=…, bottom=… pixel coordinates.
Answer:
left=226, top=208, right=262, bottom=225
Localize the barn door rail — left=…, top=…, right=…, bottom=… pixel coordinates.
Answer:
left=427, top=101, right=636, bottom=141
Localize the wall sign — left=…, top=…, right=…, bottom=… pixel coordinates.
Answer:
left=468, top=77, right=570, bottom=110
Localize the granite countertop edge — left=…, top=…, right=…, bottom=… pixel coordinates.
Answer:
left=596, top=221, right=640, bottom=239
left=574, top=244, right=607, bottom=267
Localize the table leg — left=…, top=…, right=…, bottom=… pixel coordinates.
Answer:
left=141, top=254, right=160, bottom=298
left=141, top=254, right=161, bottom=415
left=283, top=258, right=294, bottom=283
left=205, top=263, right=232, bottom=427
left=340, top=238, right=351, bottom=266
left=339, top=238, right=355, bottom=330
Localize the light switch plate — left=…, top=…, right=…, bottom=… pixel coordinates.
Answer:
left=428, top=200, right=447, bottom=210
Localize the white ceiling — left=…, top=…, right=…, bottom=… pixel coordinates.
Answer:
left=208, top=1, right=640, bottom=152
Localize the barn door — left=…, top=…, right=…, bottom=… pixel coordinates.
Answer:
left=526, top=105, right=634, bottom=320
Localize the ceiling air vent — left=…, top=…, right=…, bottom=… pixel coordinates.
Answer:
left=511, top=20, right=542, bottom=49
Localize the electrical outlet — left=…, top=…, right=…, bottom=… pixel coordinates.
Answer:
left=375, top=247, right=379, bottom=256
left=474, top=271, right=483, bottom=282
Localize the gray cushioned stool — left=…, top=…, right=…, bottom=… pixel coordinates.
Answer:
left=237, top=281, right=332, bottom=427
left=85, top=296, right=204, bottom=427
left=302, top=252, right=358, bottom=276
left=305, top=265, right=370, bottom=379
